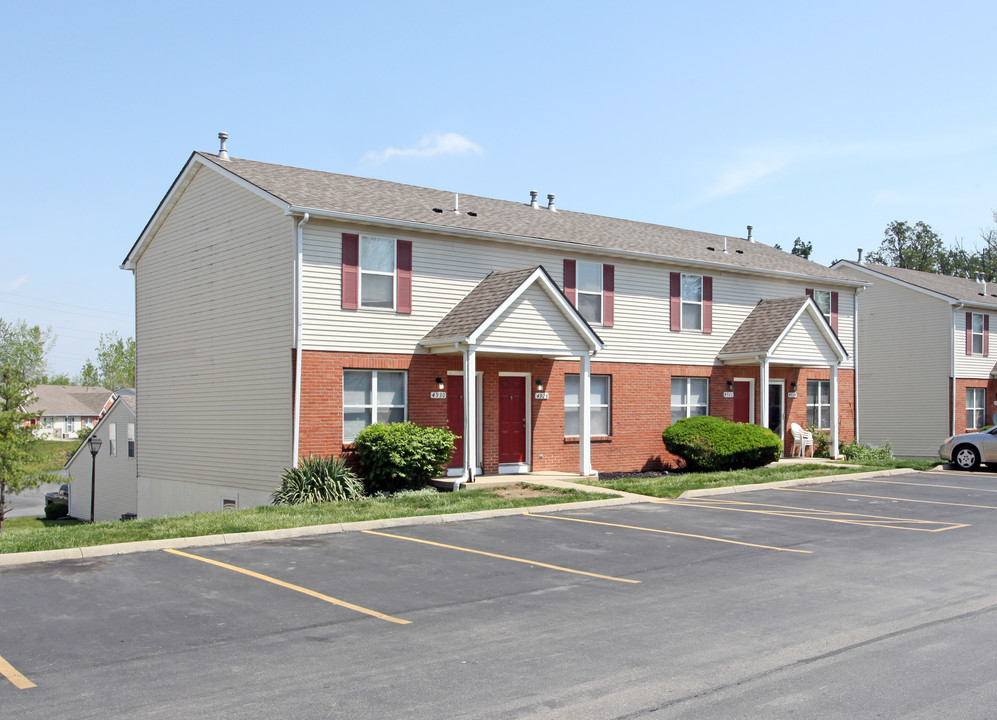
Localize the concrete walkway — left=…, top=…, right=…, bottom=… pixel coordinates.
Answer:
left=0, top=460, right=930, bottom=568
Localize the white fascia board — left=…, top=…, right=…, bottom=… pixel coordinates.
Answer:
left=122, top=154, right=292, bottom=271
left=768, top=298, right=848, bottom=362
left=474, top=344, right=589, bottom=357
left=63, top=396, right=134, bottom=469
left=288, top=204, right=866, bottom=289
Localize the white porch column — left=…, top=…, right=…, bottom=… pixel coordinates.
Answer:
left=579, top=353, right=594, bottom=477
left=760, top=357, right=770, bottom=432
left=462, top=345, right=477, bottom=485
left=830, top=362, right=839, bottom=458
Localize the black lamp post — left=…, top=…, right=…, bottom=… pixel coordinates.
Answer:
left=88, top=435, right=102, bottom=523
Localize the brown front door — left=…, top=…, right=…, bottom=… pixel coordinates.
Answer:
left=498, top=376, right=527, bottom=464
left=447, top=376, right=464, bottom=468
left=733, top=381, right=751, bottom=423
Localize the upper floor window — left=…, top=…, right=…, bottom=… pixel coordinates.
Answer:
left=575, top=261, right=603, bottom=325
left=681, top=275, right=703, bottom=330
left=971, top=313, right=986, bottom=355
left=812, top=290, right=832, bottom=326
left=564, top=374, right=611, bottom=436
left=107, top=423, right=117, bottom=456
left=127, top=423, right=136, bottom=458
left=343, top=370, right=407, bottom=443
left=359, top=235, right=396, bottom=309
left=671, top=377, right=708, bottom=423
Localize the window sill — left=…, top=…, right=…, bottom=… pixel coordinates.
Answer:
left=564, top=435, right=612, bottom=444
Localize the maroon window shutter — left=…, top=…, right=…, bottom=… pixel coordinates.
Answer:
left=703, top=275, right=713, bottom=334
left=563, top=259, right=576, bottom=305
left=805, top=288, right=814, bottom=299
left=986, top=314, right=991, bottom=356
left=830, top=291, right=839, bottom=333
left=396, top=240, right=412, bottom=314
left=670, top=272, right=681, bottom=332
left=342, top=233, right=359, bottom=310
left=966, top=312, right=973, bottom=355
left=602, top=264, right=614, bottom=327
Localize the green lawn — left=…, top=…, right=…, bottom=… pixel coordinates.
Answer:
left=582, top=459, right=940, bottom=498
left=0, top=485, right=615, bottom=554
left=27, top=439, right=82, bottom=474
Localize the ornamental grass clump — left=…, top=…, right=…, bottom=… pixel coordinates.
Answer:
left=662, top=416, right=782, bottom=472
left=353, top=422, right=457, bottom=493
left=272, top=455, right=365, bottom=505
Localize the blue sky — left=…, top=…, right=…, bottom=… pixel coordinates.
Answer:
left=2, top=0, right=995, bottom=376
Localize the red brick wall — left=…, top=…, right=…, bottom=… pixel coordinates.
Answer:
left=298, top=350, right=857, bottom=473
left=952, top=377, right=997, bottom=435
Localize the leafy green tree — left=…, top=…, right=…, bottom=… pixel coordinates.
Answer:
left=0, top=319, right=55, bottom=530
left=41, top=373, right=73, bottom=385
left=774, top=237, right=813, bottom=259
left=866, top=220, right=944, bottom=272
left=77, top=332, right=135, bottom=389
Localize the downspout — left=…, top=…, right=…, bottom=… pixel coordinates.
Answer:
left=292, top=213, right=309, bottom=467
left=853, top=286, right=865, bottom=441
left=952, top=303, right=964, bottom=436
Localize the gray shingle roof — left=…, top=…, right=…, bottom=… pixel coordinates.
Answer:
left=422, top=267, right=543, bottom=342
left=719, top=297, right=811, bottom=355
left=194, top=153, right=853, bottom=282
left=23, top=385, right=114, bottom=416
left=836, top=260, right=997, bottom=308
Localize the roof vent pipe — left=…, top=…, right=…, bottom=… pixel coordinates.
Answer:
left=723, top=237, right=728, bottom=253
left=530, top=190, right=539, bottom=209
left=218, top=132, right=230, bottom=161
left=746, top=224, right=754, bottom=243
left=857, top=248, right=863, bottom=263
left=547, top=193, right=556, bottom=212
left=453, top=194, right=460, bottom=214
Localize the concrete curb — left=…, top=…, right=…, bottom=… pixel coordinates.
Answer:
left=0, top=466, right=927, bottom=568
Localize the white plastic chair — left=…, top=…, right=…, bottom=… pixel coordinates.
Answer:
left=790, top=423, right=814, bottom=457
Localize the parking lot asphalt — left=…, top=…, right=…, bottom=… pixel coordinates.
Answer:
left=3, top=467, right=997, bottom=718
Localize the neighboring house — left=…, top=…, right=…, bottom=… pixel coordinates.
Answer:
left=121, top=141, right=864, bottom=518
left=64, top=394, right=137, bottom=522
left=834, top=259, right=997, bottom=456
left=22, top=385, right=115, bottom=439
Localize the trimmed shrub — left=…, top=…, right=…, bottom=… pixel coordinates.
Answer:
left=841, top=439, right=893, bottom=462
left=662, top=416, right=782, bottom=472
left=272, top=455, right=365, bottom=505
left=808, top=425, right=831, bottom=458
left=44, top=501, right=69, bottom=520
left=353, top=422, right=457, bottom=493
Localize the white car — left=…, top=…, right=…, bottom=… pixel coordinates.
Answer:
left=939, top=428, right=997, bottom=470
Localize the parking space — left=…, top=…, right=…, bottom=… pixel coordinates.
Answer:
left=3, top=469, right=997, bottom=718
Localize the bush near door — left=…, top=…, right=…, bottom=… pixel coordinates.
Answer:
left=663, top=416, right=782, bottom=472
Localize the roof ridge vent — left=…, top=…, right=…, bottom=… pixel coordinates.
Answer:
left=218, top=131, right=230, bottom=161
left=547, top=193, right=556, bottom=212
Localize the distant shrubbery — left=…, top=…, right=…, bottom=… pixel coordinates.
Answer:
left=353, top=422, right=457, bottom=493
left=841, top=439, right=893, bottom=462
left=44, top=501, right=69, bottom=520
left=662, top=416, right=782, bottom=472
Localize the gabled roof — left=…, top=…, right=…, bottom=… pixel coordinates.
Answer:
left=421, top=265, right=603, bottom=353
left=834, top=260, right=997, bottom=309
left=64, top=394, right=136, bottom=469
left=124, top=151, right=865, bottom=286
left=719, top=296, right=847, bottom=363
left=23, top=385, right=114, bottom=416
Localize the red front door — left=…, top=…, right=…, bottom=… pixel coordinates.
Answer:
left=733, top=381, right=751, bottom=423
left=448, top=376, right=464, bottom=468
left=498, top=376, right=527, bottom=464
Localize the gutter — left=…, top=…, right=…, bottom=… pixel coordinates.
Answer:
left=292, top=212, right=309, bottom=467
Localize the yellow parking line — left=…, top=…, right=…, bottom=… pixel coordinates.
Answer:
left=523, top=511, right=812, bottom=554
left=163, top=549, right=411, bottom=625
left=0, top=653, right=35, bottom=690
left=858, top=478, right=997, bottom=494
left=652, top=498, right=967, bottom=532
left=777, top=486, right=997, bottom=510
left=362, top=530, right=640, bottom=584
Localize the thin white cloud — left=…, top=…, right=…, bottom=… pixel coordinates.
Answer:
left=1, top=275, right=28, bottom=293
left=363, top=132, right=484, bottom=163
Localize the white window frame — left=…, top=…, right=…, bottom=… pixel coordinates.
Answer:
left=681, top=274, right=703, bottom=331
left=127, top=423, right=135, bottom=458
left=670, top=377, right=709, bottom=423
left=107, top=423, right=117, bottom=457
left=342, top=369, right=408, bottom=443
left=971, top=313, right=985, bottom=355
left=359, top=235, right=396, bottom=311
left=807, top=380, right=831, bottom=429
left=967, top=387, right=987, bottom=430
left=575, top=260, right=603, bottom=325
left=813, top=289, right=832, bottom=326
left=564, top=374, right=611, bottom=437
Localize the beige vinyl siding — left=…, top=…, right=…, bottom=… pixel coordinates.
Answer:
left=771, top=314, right=840, bottom=365
left=302, top=220, right=855, bottom=366
left=476, top=285, right=589, bottom=353
left=134, top=165, right=294, bottom=508
left=66, top=402, right=137, bottom=523
left=836, top=265, right=950, bottom=456
left=954, top=310, right=997, bottom=378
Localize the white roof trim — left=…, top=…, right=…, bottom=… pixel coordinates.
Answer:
left=717, top=297, right=847, bottom=365
left=63, top=396, right=136, bottom=469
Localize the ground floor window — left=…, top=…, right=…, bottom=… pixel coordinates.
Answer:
left=807, top=380, right=831, bottom=429
left=671, top=377, right=708, bottom=422
left=967, top=387, right=987, bottom=430
left=343, top=370, right=407, bottom=443
left=564, top=374, right=611, bottom=436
